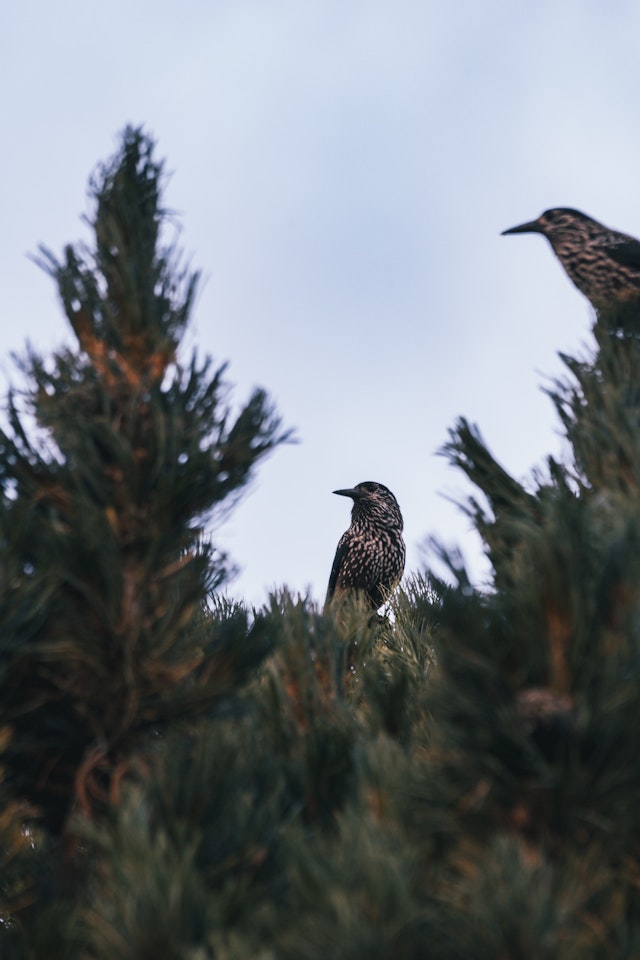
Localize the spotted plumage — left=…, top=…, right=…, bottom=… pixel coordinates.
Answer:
left=502, top=208, right=640, bottom=316
left=326, top=481, right=405, bottom=610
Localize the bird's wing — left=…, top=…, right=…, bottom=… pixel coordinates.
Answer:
left=605, top=237, right=640, bottom=271
left=326, top=533, right=350, bottom=602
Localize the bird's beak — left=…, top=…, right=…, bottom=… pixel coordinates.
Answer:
left=501, top=217, right=545, bottom=236
left=333, top=488, right=358, bottom=500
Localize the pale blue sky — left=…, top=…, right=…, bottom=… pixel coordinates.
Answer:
left=3, top=1, right=640, bottom=605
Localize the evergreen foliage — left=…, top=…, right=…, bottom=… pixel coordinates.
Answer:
left=0, top=128, right=289, bottom=949
left=2, top=129, right=640, bottom=957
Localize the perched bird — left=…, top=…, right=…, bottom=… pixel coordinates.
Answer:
left=326, top=481, right=406, bottom=610
left=502, top=208, right=640, bottom=317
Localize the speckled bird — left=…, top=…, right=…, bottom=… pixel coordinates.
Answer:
left=502, top=208, right=640, bottom=314
left=326, top=481, right=405, bottom=610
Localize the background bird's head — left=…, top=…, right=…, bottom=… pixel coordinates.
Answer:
left=502, top=208, right=603, bottom=247
left=333, top=481, right=403, bottom=529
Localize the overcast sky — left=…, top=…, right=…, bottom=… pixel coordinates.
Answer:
left=3, top=1, right=640, bottom=606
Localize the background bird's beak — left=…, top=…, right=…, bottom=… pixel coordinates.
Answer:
left=333, top=488, right=358, bottom=500
left=501, top=218, right=544, bottom=236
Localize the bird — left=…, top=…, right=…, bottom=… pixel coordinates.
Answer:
left=502, top=208, right=640, bottom=319
left=325, top=481, right=406, bottom=611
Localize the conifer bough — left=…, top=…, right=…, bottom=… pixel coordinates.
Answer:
left=0, top=126, right=289, bottom=842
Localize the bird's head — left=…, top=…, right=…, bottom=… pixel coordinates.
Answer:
left=502, top=208, right=599, bottom=243
left=333, top=481, right=403, bottom=529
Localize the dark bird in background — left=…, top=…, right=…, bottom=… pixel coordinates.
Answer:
left=326, top=481, right=406, bottom=611
left=502, top=208, right=640, bottom=318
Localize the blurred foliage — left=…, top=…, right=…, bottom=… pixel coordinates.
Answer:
left=3, top=131, right=640, bottom=957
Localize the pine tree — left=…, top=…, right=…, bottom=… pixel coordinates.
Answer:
left=4, top=127, right=640, bottom=958
left=421, top=313, right=640, bottom=957
left=0, top=128, right=289, bottom=950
